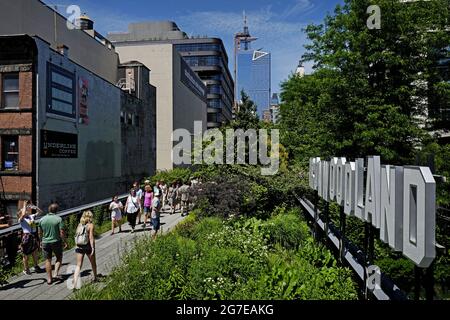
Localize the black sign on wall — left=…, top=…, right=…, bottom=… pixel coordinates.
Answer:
left=46, top=62, right=76, bottom=119
left=41, top=130, right=78, bottom=158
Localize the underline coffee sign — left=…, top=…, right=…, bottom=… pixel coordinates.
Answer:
left=41, top=130, right=78, bottom=158
left=309, top=156, right=435, bottom=268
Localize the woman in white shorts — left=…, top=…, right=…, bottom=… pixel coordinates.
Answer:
left=109, top=195, right=123, bottom=235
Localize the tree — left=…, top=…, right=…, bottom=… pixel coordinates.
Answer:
left=278, top=0, right=450, bottom=166
left=233, top=90, right=260, bottom=130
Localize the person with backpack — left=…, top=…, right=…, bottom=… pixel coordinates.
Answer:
left=72, top=211, right=97, bottom=289
left=18, top=200, right=44, bottom=275
left=109, top=195, right=123, bottom=235
left=125, top=188, right=141, bottom=233
left=151, top=190, right=162, bottom=240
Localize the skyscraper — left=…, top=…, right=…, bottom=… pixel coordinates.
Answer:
left=234, top=15, right=271, bottom=119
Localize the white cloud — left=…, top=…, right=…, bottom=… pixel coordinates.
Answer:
left=47, top=0, right=315, bottom=92
left=282, top=0, right=315, bottom=19
left=178, top=7, right=311, bottom=92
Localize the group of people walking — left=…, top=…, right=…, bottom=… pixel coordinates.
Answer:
left=10, top=178, right=195, bottom=289
left=113, top=180, right=163, bottom=239
left=111, top=179, right=194, bottom=239
left=16, top=200, right=96, bottom=288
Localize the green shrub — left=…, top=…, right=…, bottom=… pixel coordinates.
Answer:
left=188, top=246, right=263, bottom=299
left=92, top=206, right=105, bottom=227
left=262, top=209, right=309, bottom=250
left=147, top=168, right=192, bottom=186
left=65, top=213, right=79, bottom=248
left=189, top=217, right=224, bottom=242
left=73, top=209, right=358, bottom=300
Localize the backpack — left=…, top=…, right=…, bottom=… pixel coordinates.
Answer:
left=75, top=224, right=89, bottom=246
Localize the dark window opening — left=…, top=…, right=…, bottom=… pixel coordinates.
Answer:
left=1, top=73, right=20, bottom=109
left=47, top=63, right=75, bottom=118
left=1, top=136, right=19, bottom=171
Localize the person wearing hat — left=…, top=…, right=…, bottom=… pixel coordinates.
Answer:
left=151, top=189, right=162, bottom=240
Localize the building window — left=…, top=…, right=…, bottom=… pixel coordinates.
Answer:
left=207, top=113, right=221, bottom=123
left=1, top=73, right=20, bottom=109
left=175, top=44, right=221, bottom=52
left=208, top=99, right=222, bottom=109
left=121, top=111, right=125, bottom=123
left=183, top=56, right=222, bottom=68
left=208, top=84, right=221, bottom=95
left=127, top=113, right=133, bottom=125
left=134, top=114, right=139, bottom=127
left=47, top=63, right=76, bottom=118
left=1, top=136, right=19, bottom=171
left=4, top=201, right=18, bottom=225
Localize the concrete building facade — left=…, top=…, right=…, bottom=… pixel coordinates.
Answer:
left=109, top=41, right=207, bottom=171
left=108, top=22, right=233, bottom=129
left=0, top=34, right=156, bottom=222
left=0, top=0, right=119, bottom=84
left=0, top=0, right=158, bottom=222
left=119, top=62, right=157, bottom=183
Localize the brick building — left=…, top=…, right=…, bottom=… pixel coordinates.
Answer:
left=0, top=34, right=156, bottom=224
left=0, top=0, right=157, bottom=224
left=0, top=36, right=36, bottom=223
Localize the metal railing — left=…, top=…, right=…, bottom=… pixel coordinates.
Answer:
left=0, top=194, right=128, bottom=237
left=0, top=194, right=128, bottom=267
left=294, top=193, right=408, bottom=301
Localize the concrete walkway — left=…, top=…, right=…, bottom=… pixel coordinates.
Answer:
left=0, top=208, right=185, bottom=300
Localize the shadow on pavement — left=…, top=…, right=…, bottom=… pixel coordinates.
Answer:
left=0, top=278, right=47, bottom=290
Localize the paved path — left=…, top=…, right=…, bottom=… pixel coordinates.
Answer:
left=0, top=208, right=185, bottom=300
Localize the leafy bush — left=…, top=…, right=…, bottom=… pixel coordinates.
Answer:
left=192, top=176, right=250, bottom=219
left=242, top=250, right=357, bottom=300
left=64, top=213, right=80, bottom=249
left=261, top=208, right=310, bottom=250
left=147, top=168, right=192, bottom=186
left=92, top=206, right=105, bottom=228
left=375, top=253, right=415, bottom=297
left=73, top=213, right=358, bottom=300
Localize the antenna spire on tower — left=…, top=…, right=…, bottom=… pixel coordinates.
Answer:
left=243, top=10, right=249, bottom=34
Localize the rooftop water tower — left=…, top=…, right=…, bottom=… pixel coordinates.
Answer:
left=76, top=13, right=94, bottom=30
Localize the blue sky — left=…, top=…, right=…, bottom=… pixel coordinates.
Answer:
left=44, top=0, right=343, bottom=93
